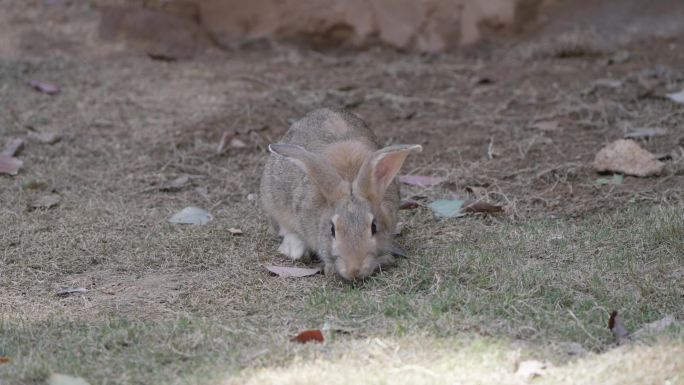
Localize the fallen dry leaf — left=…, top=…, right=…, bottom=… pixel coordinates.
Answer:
left=609, top=310, right=630, bottom=345
left=398, top=175, right=444, bottom=187
left=593, top=139, right=664, bottom=177
left=291, top=329, right=324, bottom=343
left=29, top=131, right=62, bottom=144
left=624, top=128, right=668, bottom=139
left=56, top=287, right=88, bottom=297
left=217, top=130, right=237, bottom=154
left=28, top=80, right=60, bottom=95
left=464, top=201, right=503, bottom=213
left=531, top=120, right=560, bottom=132
left=161, top=175, right=190, bottom=191
left=2, top=138, right=25, bottom=156
left=0, top=356, right=9, bottom=364
left=30, top=194, right=61, bottom=209
left=265, top=265, right=321, bottom=278
left=48, top=374, right=91, bottom=385
left=0, top=155, right=23, bottom=176
left=228, top=227, right=243, bottom=235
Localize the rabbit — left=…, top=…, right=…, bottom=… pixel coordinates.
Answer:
left=260, top=108, right=421, bottom=280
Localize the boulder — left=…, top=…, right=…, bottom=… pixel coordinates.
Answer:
left=593, top=139, right=665, bottom=177
left=195, top=0, right=541, bottom=52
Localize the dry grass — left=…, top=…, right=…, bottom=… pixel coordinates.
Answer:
left=1, top=2, right=684, bottom=384
left=2, top=204, right=682, bottom=384
left=227, top=338, right=684, bottom=385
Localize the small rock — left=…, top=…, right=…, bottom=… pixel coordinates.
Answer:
left=30, top=194, right=61, bottom=209
left=28, top=80, right=60, bottom=95
left=2, top=138, right=25, bottom=156
left=168, top=206, right=213, bottom=225
left=195, top=186, right=209, bottom=198
left=228, top=227, right=243, bottom=235
left=230, top=138, right=247, bottom=148
left=531, top=120, right=560, bottom=132
left=161, top=175, right=190, bottom=191
left=607, top=50, right=630, bottom=65
left=666, top=90, right=684, bottom=104
left=0, top=155, right=23, bottom=176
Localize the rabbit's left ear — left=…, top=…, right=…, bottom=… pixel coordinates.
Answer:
left=353, top=144, right=422, bottom=202
left=269, top=143, right=348, bottom=202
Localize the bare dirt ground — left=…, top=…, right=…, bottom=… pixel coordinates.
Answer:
left=1, top=1, right=683, bottom=384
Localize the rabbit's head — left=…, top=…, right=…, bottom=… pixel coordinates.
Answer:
left=269, top=142, right=421, bottom=280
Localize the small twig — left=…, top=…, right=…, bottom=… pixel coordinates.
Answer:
left=487, top=137, right=495, bottom=160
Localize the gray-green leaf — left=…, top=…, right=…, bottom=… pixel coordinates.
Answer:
left=429, top=199, right=465, bottom=218
left=168, top=206, right=213, bottom=225
left=595, top=174, right=624, bottom=185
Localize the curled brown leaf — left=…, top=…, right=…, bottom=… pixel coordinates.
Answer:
left=291, top=329, right=324, bottom=343
left=609, top=310, right=630, bottom=345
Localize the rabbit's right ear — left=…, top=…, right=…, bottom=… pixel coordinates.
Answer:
left=268, top=144, right=347, bottom=201
left=353, top=144, right=422, bottom=202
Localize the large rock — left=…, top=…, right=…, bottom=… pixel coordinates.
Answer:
left=99, top=5, right=211, bottom=60
left=195, top=0, right=542, bottom=52
left=593, top=139, right=665, bottom=177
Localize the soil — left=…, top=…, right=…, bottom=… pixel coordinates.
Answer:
left=1, top=1, right=683, bottom=321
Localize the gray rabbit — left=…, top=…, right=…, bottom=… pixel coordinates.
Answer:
left=260, top=108, right=421, bottom=280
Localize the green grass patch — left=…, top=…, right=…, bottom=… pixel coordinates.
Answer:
left=1, top=204, right=683, bottom=384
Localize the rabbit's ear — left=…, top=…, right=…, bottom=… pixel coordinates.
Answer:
left=269, top=144, right=347, bottom=201
left=354, top=144, right=422, bottom=202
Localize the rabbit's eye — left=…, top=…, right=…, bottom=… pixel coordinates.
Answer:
left=371, top=219, right=377, bottom=235
left=331, top=222, right=336, bottom=238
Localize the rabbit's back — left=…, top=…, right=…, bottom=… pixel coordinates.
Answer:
left=260, top=108, right=381, bottom=235
left=279, top=108, right=380, bottom=152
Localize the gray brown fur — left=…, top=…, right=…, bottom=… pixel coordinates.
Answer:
left=260, top=108, right=421, bottom=280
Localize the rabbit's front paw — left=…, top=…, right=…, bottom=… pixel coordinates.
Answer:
left=277, top=233, right=305, bottom=260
